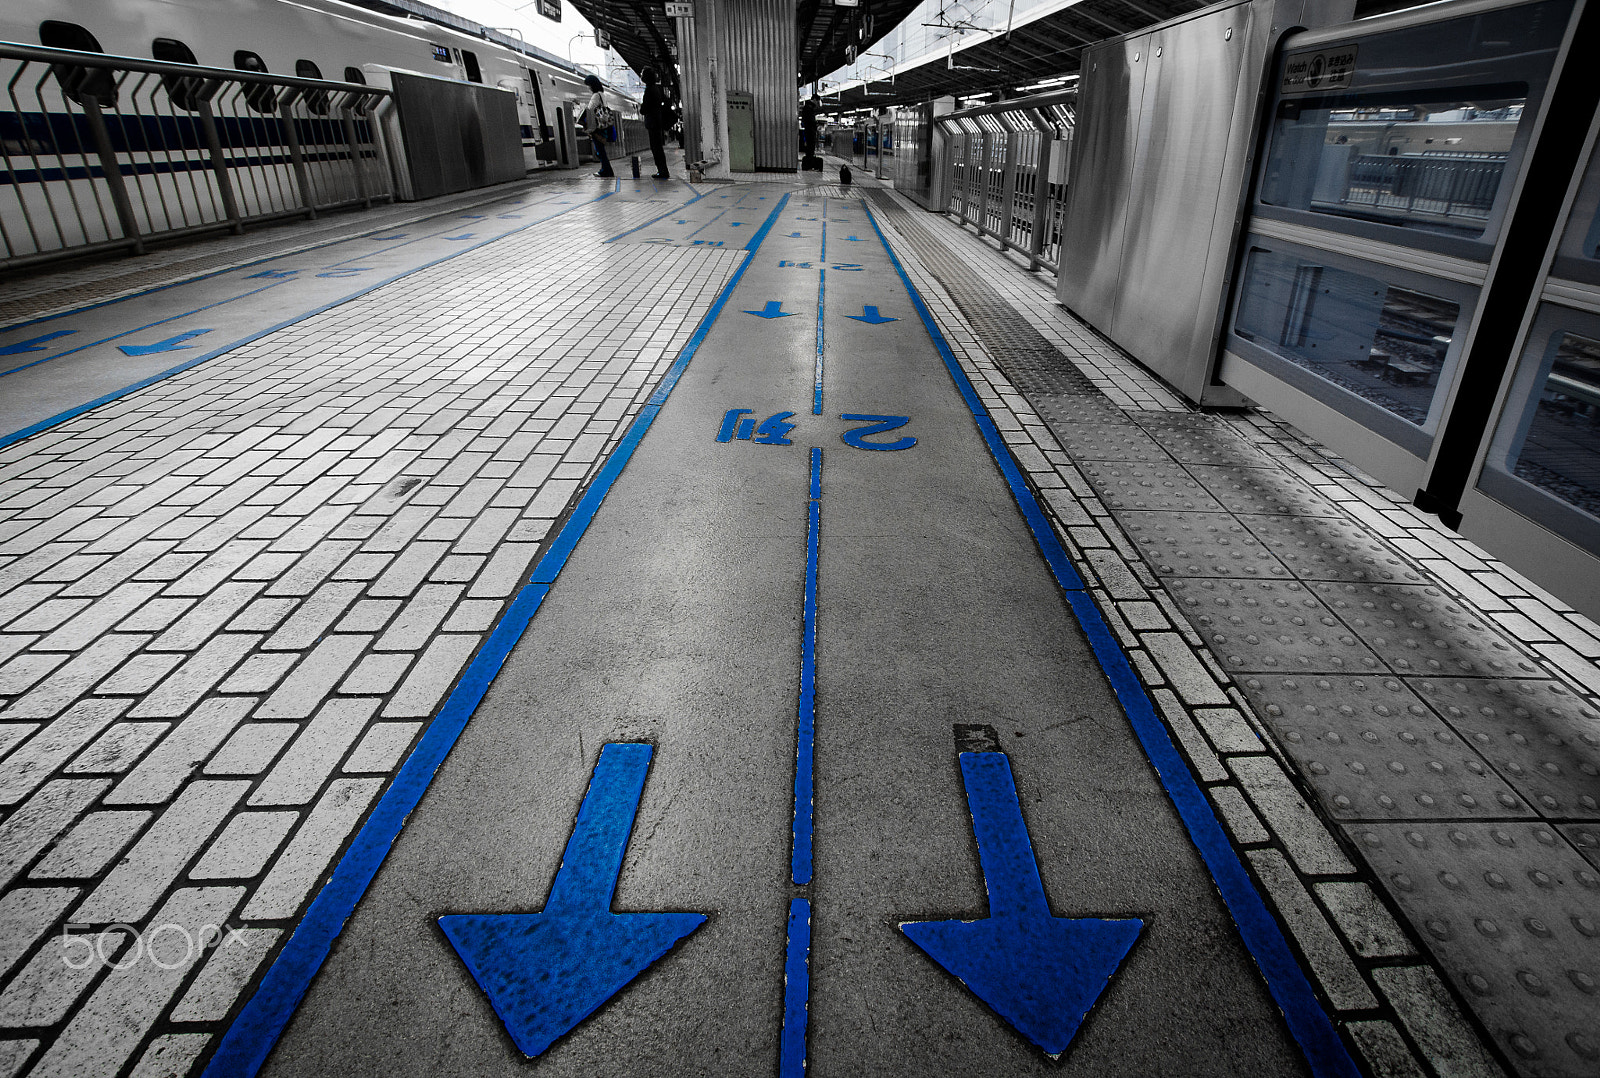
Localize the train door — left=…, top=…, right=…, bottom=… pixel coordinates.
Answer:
left=554, top=103, right=575, bottom=167
left=497, top=75, right=539, bottom=170
left=525, top=68, right=557, bottom=165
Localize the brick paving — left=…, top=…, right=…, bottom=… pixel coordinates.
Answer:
left=0, top=176, right=743, bottom=1078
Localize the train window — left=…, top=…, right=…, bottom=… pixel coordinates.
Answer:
left=152, top=38, right=203, bottom=111
left=295, top=59, right=330, bottom=115
left=39, top=20, right=117, bottom=107
left=1480, top=305, right=1600, bottom=552
left=1256, top=0, right=1572, bottom=251
left=461, top=50, right=482, bottom=83
left=1552, top=136, right=1600, bottom=287
left=234, top=51, right=279, bottom=113
left=1258, top=91, right=1528, bottom=243
left=344, top=67, right=366, bottom=85
left=1231, top=242, right=1466, bottom=437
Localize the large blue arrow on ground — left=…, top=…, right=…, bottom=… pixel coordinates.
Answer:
left=118, top=329, right=213, bottom=356
left=900, top=752, right=1142, bottom=1058
left=744, top=300, right=794, bottom=319
left=439, top=743, right=706, bottom=1058
left=846, top=306, right=897, bottom=325
left=0, top=330, right=75, bottom=356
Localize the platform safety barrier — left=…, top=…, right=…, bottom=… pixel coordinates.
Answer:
left=0, top=41, right=394, bottom=270
left=936, top=91, right=1075, bottom=273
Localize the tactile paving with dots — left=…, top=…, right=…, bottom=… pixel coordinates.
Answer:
left=1078, top=460, right=1226, bottom=513
left=1030, top=402, right=1173, bottom=462
left=1564, top=825, right=1600, bottom=869
left=1167, top=578, right=1385, bottom=673
left=1344, top=822, right=1600, bottom=1075
left=1125, top=412, right=1272, bottom=466
left=1183, top=463, right=1342, bottom=517
left=1242, top=515, right=1425, bottom=583
left=1409, top=679, right=1600, bottom=818
left=1312, top=583, right=1541, bottom=678
left=1236, top=674, right=1530, bottom=820
left=1119, top=511, right=1291, bottom=579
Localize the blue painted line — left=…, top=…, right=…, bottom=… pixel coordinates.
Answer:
left=0, top=188, right=616, bottom=453
left=604, top=189, right=709, bottom=243
left=0, top=283, right=284, bottom=379
left=859, top=202, right=1361, bottom=1078
left=201, top=189, right=793, bottom=1078
left=779, top=898, right=813, bottom=1078
left=683, top=209, right=728, bottom=241
left=793, top=447, right=821, bottom=886
left=814, top=200, right=827, bottom=416
left=0, top=186, right=575, bottom=336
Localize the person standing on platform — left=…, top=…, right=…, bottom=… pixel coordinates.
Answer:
left=801, top=95, right=819, bottom=158
left=641, top=67, right=672, bottom=179
left=582, top=74, right=615, bottom=178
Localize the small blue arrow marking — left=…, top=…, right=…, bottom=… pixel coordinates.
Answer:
left=117, top=329, right=213, bottom=356
left=846, top=305, right=897, bottom=325
left=900, top=752, right=1142, bottom=1058
left=0, top=330, right=74, bottom=356
left=440, top=743, right=705, bottom=1059
left=444, top=233, right=475, bottom=241
left=744, top=300, right=794, bottom=319
left=844, top=235, right=863, bottom=241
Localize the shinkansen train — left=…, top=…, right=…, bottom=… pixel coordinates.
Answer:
left=0, top=0, right=633, bottom=172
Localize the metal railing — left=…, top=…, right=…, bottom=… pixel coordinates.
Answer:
left=1, top=41, right=394, bottom=270
left=1341, top=152, right=1505, bottom=222
left=937, top=90, right=1075, bottom=272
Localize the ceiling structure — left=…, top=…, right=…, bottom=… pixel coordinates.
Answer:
left=557, top=0, right=1210, bottom=107
left=354, top=0, right=1404, bottom=109
left=823, top=0, right=1206, bottom=110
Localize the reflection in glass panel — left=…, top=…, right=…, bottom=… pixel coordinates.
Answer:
left=1234, top=248, right=1460, bottom=425
left=1259, top=92, right=1526, bottom=239
left=1510, top=331, right=1600, bottom=518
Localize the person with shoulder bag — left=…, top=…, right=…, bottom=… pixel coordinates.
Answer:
left=582, top=74, right=615, bottom=178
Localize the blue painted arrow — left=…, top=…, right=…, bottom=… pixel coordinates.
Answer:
left=789, top=231, right=804, bottom=237
left=901, top=752, right=1142, bottom=1058
left=444, top=233, right=475, bottom=241
left=0, top=330, right=74, bottom=356
left=846, top=305, right=898, bottom=325
left=440, top=743, right=705, bottom=1059
left=117, top=329, right=213, bottom=356
left=844, top=235, right=863, bottom=241
left=744, top=300, right=794, bottom=319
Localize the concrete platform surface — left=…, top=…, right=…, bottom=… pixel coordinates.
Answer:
left=0, top=160, right=1594, bottom=1078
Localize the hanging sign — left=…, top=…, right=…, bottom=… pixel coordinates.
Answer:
left=665, top=2, right=694, bottom=16
left=536, top=0, right=561, bottom=22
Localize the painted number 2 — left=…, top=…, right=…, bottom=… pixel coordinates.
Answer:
left=840, top=414, right=916, bottom=451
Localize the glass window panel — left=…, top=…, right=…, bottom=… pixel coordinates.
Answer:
left=1233, top=247, right=1460, bottom=426
left=1259, top=90, right=1526, bottom=239
left=1508, top=330, right=1600, bottom=519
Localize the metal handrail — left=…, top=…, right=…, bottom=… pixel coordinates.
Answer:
left=1, top=40, right=396, bottom=270
left=933, top=90, right=1076, bottom=272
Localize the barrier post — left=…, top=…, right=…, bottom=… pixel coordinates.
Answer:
left=1029, top=128, right=1053, bottom=271
left=195, top=83, right=245, bottom=233
left=278, top=91, right=318, bottom=219
left=79, top=97, right=144, bottom=255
